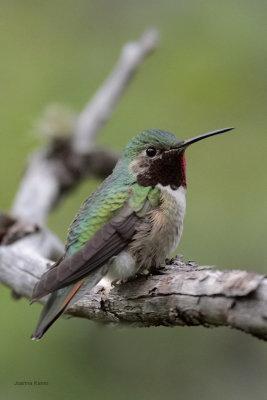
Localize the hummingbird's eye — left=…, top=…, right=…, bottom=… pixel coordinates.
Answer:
left=146, top=147, right=157, bottom=157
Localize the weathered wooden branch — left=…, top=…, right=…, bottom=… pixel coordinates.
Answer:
left=0, top=29, right=266, bottom=341
left=0, top=245, right=266, bottom=340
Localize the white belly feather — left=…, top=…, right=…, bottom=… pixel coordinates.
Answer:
left=156, top=184, right=186, bottom=252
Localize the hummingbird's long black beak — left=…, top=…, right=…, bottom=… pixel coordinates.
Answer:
left=178, top=127, right=234, bottom=149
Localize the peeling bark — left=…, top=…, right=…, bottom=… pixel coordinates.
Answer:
left=0, top=244, right=266, bottom=340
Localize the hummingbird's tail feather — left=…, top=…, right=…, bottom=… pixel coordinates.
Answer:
left=31, top=281, right=82, bottom=340
left=31, top=266, right=107, bottom=340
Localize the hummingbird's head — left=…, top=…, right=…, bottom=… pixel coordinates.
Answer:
left=123, top=129, right=186, bottom=188
left=123, top=127, right=234, bottom=189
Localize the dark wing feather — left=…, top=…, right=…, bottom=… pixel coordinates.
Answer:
left=31, top=206, right=139, bottom=302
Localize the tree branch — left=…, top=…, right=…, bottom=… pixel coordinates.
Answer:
left=0, top=244, right=266, bottom=340
left=1, top=29, right=266, bottom=341
left=73, top=28, right=159, bottom=153
left=11, top=28, right=159, bottom=225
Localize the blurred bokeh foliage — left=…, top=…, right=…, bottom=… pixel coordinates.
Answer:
left=0, top=0, right=266, bottom=399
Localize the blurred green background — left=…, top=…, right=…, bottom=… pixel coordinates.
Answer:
left=0, top=0, right=266, bottom=399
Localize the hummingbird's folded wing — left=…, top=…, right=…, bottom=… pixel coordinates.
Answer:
left=30, top=205, right=139, bottom=303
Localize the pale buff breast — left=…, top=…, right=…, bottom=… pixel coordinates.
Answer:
left=130, top=185, right=186, bottom=269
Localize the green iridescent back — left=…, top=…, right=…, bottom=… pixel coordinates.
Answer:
left=65, top=160, right=134, bottom=256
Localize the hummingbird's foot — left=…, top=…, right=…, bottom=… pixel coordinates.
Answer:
left=149, top=265, right=166, bottom=276
left=111, top=274, right=139, bottom=286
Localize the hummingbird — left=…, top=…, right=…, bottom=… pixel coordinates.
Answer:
left=30, top=127, right=233, bottom=339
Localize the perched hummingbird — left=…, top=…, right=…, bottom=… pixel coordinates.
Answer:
left=30, top=127, right=233, bottom=339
